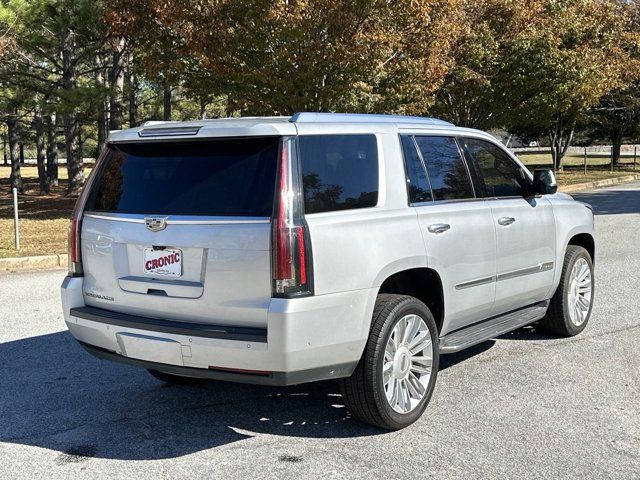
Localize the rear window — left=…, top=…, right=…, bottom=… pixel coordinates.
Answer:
left=86, top=138, right=279, bottom=217
left=299, top=134, right=378, bottom=214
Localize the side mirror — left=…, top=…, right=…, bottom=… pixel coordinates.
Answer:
left=532, top=169, right=557, bottom=195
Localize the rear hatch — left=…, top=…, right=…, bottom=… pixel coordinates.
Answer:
left=80, top=137, right=279, bottom=328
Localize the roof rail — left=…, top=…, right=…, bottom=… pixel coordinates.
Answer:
left=289, top=112, right=454, bottom=126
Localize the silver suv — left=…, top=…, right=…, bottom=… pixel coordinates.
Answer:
left=61, top=113, right=595, bottom=430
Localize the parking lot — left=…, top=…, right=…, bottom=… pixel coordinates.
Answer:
left=0, top=183, right=638, bottom=479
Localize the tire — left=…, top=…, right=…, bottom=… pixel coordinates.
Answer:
left=147, top=369, right=206, bottom=385
left=539, top=245, right=594, bottom=337
left=340, top=294, right=439, bottom=430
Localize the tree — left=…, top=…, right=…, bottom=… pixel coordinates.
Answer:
left=586, top=3, right=640, bottom=166
left=431, top=0, right=640, bottom=171
left=504, top=0, right=638, bottom=170
left=588, top=85, right=640, bottom=166
left=0, top=0, right=113, bottom=193
left=105, top=0, right=462, bottom=116
left=431, top=0, right=545, bottom=129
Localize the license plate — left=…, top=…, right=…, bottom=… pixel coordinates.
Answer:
left=116, top=332, right=184, bottom=365
left=143, top=248, right=182, bottom=277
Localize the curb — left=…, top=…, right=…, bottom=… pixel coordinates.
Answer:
left=0, top=254, right=67, bottom=274
left=559, top=173, right=640, bottom=193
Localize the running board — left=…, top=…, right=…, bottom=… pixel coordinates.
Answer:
left=439, top=301, right=549, bottom=354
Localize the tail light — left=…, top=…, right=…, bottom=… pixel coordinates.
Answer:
left=272, top=137, right=313, bottom=297
left=67, top=149, right=107, bottom=277
left=68, top=214, right=82, bottom=276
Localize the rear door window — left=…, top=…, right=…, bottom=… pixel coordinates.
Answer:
left=86, top=137, right=279, bottom=217
left=414, top=136, right=475, bottom=201
left=299, top=134, right=378, bottom=214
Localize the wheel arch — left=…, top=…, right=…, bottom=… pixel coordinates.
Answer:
left=377, top=267, right=445, bottom=332
left=567, top=232, right=595, bottom=263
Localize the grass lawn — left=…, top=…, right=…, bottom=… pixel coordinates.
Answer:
left=516, top=152, right=639, bottom=169
left=0, top=165, right=86, bottom=259
left=1, top=161, right=638, bottom=259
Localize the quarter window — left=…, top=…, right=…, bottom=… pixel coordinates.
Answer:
left=400, top=135, right=432, bottom=203
left=414, top=136, right=474, bottom=201
left=299, top=134, right=378, bottom=214
left=463, top=138, right=528, bottom=197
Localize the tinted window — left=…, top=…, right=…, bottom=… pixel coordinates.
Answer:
left=299, top=135, right=378, bottom=214
left=86, top=138, right=279, bottom=216
left=414, top=136, right=474, bottom=201
left=463, top=138, right=527, bottom=197
left=400, top=135, right=432, bottom=203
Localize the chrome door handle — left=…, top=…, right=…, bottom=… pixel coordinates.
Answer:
left=498, top=217, right=516, bottom=226
left=428, top=223, right=450, bottom=234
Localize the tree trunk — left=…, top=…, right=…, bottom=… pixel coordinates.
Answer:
left=200, top=97, right=207, bottom=120
left=7, top=115, right=23, bottom=193
left=34, top=105, right=49, bottom=194
left=109, top=36, right=126, bottom=131
left=611, top=130, right=623, bottom=166
left=96, top=55, right=108, bottom=152
left=2, top=132, right=7, bottom=165
left=62, top=28, right=84, bottom=195
left=46, top=112, right=59, bottom=187
left=163, top=83, right=172, bottom=121
left=548, top=115, right=575, bottom=172
left=128, top=51, right=138, bottom=127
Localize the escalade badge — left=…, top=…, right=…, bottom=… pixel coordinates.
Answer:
left=145, top=217, right=168, bottom=232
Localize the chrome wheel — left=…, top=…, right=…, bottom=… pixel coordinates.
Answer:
left=567, top=257, right=592, bottom=326
left=383, top=314, right=433, bottom=414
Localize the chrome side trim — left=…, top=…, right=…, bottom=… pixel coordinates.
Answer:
left=410, top=197, right=486, bottom=208
left=84, top=212, right=270, bottom=225
left=497, top=262, right=554, bottom=281
left=454, top=262, right=554, bottom=290
left=455, top=276, right=496, bottom=290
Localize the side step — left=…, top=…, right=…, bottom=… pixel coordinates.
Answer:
left=439, top=300, right=549, bottom=354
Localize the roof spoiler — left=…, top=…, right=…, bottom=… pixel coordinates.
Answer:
left=138, top=126, right=202, bottom=137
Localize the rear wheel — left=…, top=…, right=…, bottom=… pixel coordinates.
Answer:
left=539, top=245, right=594, bottom=336
left=340, top=294, right=439, bottom=430
left=147, top=369, right=206, bottom=385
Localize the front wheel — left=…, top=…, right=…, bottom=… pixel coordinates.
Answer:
left=340, top=294, right=439, bottom=430
left=539, top=245, right=594, bottom=336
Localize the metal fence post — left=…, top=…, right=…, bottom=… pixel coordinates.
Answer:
left=584, top=147, right=587, bottom=175
left=634, top=146, right=637, bottom=171
left=12, top=187, right=20, bottom=250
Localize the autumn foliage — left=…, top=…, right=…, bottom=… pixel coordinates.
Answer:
left=104, top=0, right=464, bottom=115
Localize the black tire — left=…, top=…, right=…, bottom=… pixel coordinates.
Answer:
left=340, top=294, right=439, bottom=430
left=539, top=245, right=594, bottom=337
left=147, top=369, right=206, bottom=385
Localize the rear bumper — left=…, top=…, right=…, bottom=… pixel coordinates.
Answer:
left=61, top=276, right=375, bottom=386
left=78, top=341, right=355, bottom=386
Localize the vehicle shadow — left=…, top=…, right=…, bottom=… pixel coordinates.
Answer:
left=496, top=324, right=558, bottom=341
left=572, top=187, right=640, bottom=215
left=0, top=331, right=382, bottom=461
left=439, top=340, right=495, bottom=370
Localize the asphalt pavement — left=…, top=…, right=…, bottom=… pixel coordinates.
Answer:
left=0, top=183, right=639, bottom=479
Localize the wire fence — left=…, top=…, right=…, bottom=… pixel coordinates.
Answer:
left=512, top=145, right=638, bottom=173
